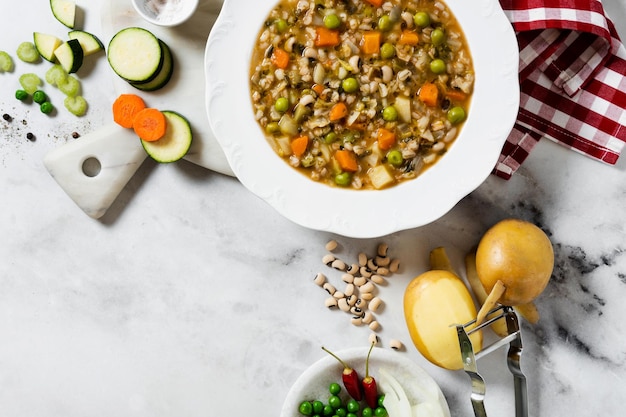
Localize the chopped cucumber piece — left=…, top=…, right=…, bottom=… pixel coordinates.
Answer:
left=33, top=32, right=63, bottom=62
left=107, top=27, right=163, bottom=84
left=131, top=40, right=173, bottom=92
left=64, top=95, right=87, bottom=116
left=45, top=64, right=68, bottom=86
left=58, top=74, right=81, bottom=96
left=68, top=30, right=104, bottom=56
left=19, top=73, right=42, bottom=94
left=141, top=111, right=193, bottom=163
left=17, top=42, right=40, bottom=63
left=0, top=51, right=14, bottom=72
left=50, top=0, right=76, bottom=29
left=54, top=39, right=83, bottom=73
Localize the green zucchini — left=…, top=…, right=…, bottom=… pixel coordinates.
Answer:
left=107, top=27, right=163, bottom=84
left=130, top=40, right=174, bottom=91
left=54, top=39, right=84, bottom=73
left=68, top=30, right=104, bottom=56
left=33, top=32, right=63, bottom=62
left=50, top=0, right=76, bottom=29
left=141, top=111, right=192, bottom=163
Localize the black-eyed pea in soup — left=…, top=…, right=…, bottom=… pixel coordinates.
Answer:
left=250, top=0, right=473, bottom=190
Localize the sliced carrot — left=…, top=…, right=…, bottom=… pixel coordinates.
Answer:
left=112, top=94, right=146, bottom=129
left=335, top=149, right=358, bottom=172
left=364, top=0, right=383, bottom=6
left=418, top=82, right=439, bottom=107
left=361, top=31, right=381, bottom=54
left=376, top=127, right=396, bottom=151
left=315, top=27, right=340, bottom=47
left=132, top=108, right=167, bottom=142
left=291, top=135, right=309, bottom=158
left=271, top=47, right=290, bottom=69
left=329, top=102, right=349, bottom=122
left=398, top=30, right=419, bottom=46
left=444, top=88, right=468, bottom=103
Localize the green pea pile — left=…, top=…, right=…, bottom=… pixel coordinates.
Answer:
left=298, top=382, right=387, bottom=417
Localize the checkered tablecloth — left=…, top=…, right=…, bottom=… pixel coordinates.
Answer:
left=493, top=0, right=626, bottom=179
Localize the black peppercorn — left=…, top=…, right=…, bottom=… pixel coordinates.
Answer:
left=26, top=132, right=35, bottom=141
left=2, top=113, right=12, bottom=122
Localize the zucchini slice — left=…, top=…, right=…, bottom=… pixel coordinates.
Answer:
left=107, top=27, right=163, bottom=84
left=50, top=0, right=76, bottom=29
left=141, top=111, right=193, bottom=163
left=33, top=32, right=63, bottom=62
left=68, top=30, right=104, bottom=56
left=130, top=40, right=174, bottom=91
left=54, top=39, right=84, bottom=73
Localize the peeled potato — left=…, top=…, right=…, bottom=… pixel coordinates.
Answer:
left=404, top=248, right=482, bottom=370
left=476, top=219, right=554, bottom=306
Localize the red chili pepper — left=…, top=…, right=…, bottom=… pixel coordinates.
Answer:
left=362, top=341, right=378, bottom=409
left=322, top=346, right=363, bottom=401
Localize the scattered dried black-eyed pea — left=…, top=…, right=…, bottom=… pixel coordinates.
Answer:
left=389, top=339, right=404, bottom=350
left=314, top=239, right=405, bottom=350
left=2, top=113, right=12, bottom=122
left=26, top=132, right=35, bottom=141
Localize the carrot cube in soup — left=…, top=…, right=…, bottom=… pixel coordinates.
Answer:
left=291, top=135, right=309, bottom=158
left=315, top=27, right=340, bottom=47
left=419, top=82, right=439, bottom=107
left=364, top=0, right=383, bottom=7
left=376, top=127, right=396, bottom=151
left=335, top=149, right=359, bottom=172
left=361, top=31, right=381, bottom=54
left=271, top=47, right=290, bottom=69
left=329, top=102, right=349, bottom=121
left=399, top=30, right=419, bottom=45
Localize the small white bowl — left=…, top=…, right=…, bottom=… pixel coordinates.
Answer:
left=131, top=0, right=199, bottom=27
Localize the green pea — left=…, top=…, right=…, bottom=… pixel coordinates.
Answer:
left=377, top=395, right=385, bottom=408
left=387, top=149, right=403, bottom=166
left=346, top=399, right=360, bottom=413
left=346, top=414, right=357, bottom=417
left=342, top=132, right=356, bottom=144
left=341, top=77, right=358, bottom=93
left=447, top=106, right=466, bottom=124
left=430, top=58, right=446, bottom=74
left=33, top=90, right=47, bottom=104
left=275, top=18, right=288, bottom=33
left=431, top=28, right=445, bottom=46
left=312, top=401, right=324, bottom=415
left=323, top=405, right=334, bottom=416
left=299, top=401, right=313, bottom=416
left=40, top=101, right=53, bottom=114
left=382, top=105, right=398, bottom=121
left=380, top=42, right=395, bottom=59
left=324, top=14, right=341, bottom=29
left=413, top=11, right=430, bottom=28
left=274, top=97, right=289, bottom=113
left=266, top=121, right=280, bottom=134
left=335, top=408, right=347, bottom=417
left=329, top=382, right=341, bottom=395
left=328, top=395, right=342, bottom=409
left=362, top=407, right=373, bottom=417
left=334, top=172, right=352, bottom=186
left=373, top=407, right=388, bottom=417
left=15, top=89, right=28, bottom=101
left=324, top=132, right=338, bottom=143
left=378, top=15, right=393, bottom=31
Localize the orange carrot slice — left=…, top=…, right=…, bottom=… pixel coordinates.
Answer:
left=271, top=47, right=290, bottom=69
left=335, top=149, right=358, bottom=172
left=398, top=30, right=419, bottom=45
left=329, top=102, right=349, bottom=121
left=291, top=135, right=309, bottom=158
left=315, top=27, right=340, bottom=47
left=376, top=127, right=396, bottom=150
left=361, top=31, right=381, bottom=54
left=112, top=94, right=146, bottom=129
left=419, top=82, right=439, bottom=107
left=133, top=108, right=167, bottom=142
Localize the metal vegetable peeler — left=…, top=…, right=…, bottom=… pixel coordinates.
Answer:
left=456, top=305, right=528, bottom=417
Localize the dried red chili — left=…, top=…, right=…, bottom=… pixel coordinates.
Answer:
left=321, top=346, right=363, bottom=401
left=362, top=341, right=378, bottom=409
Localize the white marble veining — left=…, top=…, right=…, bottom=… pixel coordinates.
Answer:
left=2, top=1, right=626, bottom=416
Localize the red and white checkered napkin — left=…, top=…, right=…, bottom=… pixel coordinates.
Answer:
left=493, top=0, right=626, bottom=179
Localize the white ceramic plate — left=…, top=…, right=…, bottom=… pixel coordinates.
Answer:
left=205, top=0, right=519, bottom=238
left=280, top=347, right=450, bottom=417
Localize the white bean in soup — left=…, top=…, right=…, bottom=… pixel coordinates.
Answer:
left=249, top=0, right=474, bottom=190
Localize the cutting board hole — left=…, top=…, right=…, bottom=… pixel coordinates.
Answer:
left=82, top=157, right=102, bottom=177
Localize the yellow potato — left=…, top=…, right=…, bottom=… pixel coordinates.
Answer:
left=476, top=219, right=554, bottom=306
left=404, top=267, right=482, bottom=370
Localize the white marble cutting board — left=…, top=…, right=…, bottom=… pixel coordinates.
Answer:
left=43, top=0, right=234, bottom=218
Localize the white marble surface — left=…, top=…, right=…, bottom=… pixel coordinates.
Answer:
left=2, top=1, right=626, bottom=416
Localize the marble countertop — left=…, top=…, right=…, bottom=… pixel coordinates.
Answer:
left=2, top=0, right=626, bottom=416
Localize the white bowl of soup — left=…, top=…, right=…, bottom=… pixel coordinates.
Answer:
left=205, top=0, right=519, bottom=238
